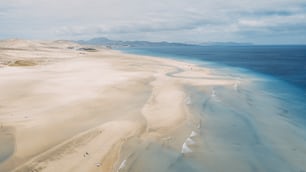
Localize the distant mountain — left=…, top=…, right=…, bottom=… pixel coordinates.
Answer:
left=76, top=37, right=193, bottom=47
left=76, top=37, right=253, bottom=47
left=77, top=37, right=115, bottom=45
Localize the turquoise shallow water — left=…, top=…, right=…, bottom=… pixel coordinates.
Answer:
left=117, top=46, right=306, bottom=172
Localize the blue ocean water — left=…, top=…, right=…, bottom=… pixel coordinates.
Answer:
left=119, top=45, right=306, bottom=91
left=118, top=45, right=306, bottom=171
left=119, top=45, right=306, bottom=123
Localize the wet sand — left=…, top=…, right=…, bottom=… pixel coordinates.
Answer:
left=0, top=39, right=306, bottom=172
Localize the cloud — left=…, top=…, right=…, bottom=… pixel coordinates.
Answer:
left=0, top=0, right=305, bottom=44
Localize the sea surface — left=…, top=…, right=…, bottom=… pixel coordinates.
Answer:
left=118, top=45, right=306, bottom=172
left=119, top=45, right=306, bottom=90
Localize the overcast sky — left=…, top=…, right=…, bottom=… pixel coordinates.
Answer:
left=0, top=0, right=306, bottom=44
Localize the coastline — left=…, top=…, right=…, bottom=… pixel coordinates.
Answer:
left=1, top=40, right=306, bottom=172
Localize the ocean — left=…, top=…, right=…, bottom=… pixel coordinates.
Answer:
left=119, top=45, right=306, bottom=91
left=118, top=45, right=306, bottom=172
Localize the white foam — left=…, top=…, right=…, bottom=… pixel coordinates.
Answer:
left=190, top=131, right=198, bottom=138
left=185, top=137, right=195, bottom=145
left=181, top=142, right=193, bottom=154
left=118, top=159, right=127, bottom=171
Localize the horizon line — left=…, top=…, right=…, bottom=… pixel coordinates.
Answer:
left=1, top=37, right=306, bottom=46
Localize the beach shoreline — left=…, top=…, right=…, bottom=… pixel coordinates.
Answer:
left=0, top=40, right=214, bottom=172
left=1, top=40, right=306, bottom=172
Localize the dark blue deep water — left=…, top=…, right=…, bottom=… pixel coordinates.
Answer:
left=119, top=45, right=306, bottom=90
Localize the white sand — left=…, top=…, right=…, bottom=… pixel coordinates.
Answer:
left=0, top=39, right=247, bottom=172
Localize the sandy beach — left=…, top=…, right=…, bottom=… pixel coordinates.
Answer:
left=1, top=40, right=306, bottom=172
left=0, top=39, right=216, bottom=172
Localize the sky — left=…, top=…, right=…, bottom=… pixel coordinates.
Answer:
left=0, top=0, right=306, bottom=44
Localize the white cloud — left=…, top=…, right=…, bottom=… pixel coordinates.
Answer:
left=239, top=20, right=266, bottom=27
left=0, top=0, right=306, bottom=44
